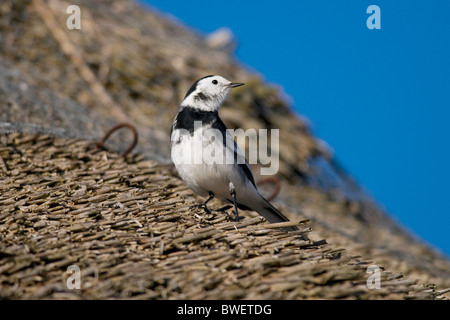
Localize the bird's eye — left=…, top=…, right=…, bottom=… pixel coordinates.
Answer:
left=212, top=80, right=218, bottom=85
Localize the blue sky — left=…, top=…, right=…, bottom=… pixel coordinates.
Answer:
left=141, top=1, right=450, bottom=256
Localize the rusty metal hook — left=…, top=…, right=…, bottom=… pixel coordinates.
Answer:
left=96, top=123, right=138, bottom=157
left=257, top=176, right=281, bottom=202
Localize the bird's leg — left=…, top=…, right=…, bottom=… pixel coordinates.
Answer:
left=229, top=182, right=240, bottom=222
left=190, top=192, right=214, bottom=214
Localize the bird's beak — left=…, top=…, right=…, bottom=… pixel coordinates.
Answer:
left=228, top=82, right=244, bottom=88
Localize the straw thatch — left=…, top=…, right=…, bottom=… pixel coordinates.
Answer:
left=0, top=0, right=449, bottom=299
left=0, top=132, right=441, bottom=299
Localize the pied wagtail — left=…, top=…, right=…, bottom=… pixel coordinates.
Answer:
left=170, top=75, right=297, bottom=231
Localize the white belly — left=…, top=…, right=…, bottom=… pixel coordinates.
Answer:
left=171, top=127, right=260, bottom=204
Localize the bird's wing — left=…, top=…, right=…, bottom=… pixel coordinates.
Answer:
left=233, top=140, right=257, bottom=188
left=212, top=117, right=257, bottom=188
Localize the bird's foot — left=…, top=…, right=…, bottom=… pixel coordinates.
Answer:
left=189, top=203, right=211, bottom=215
left=214, top=205, right=240, bottom=222
left=214, top=205, right=233, bottom=221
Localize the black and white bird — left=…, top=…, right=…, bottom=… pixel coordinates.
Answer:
left=170, top=75, right=297, bottom=231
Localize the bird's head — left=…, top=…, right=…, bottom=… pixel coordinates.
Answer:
left=181, top=75, right=244, bottom=111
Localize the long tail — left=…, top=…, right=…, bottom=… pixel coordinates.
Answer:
left=254, top=196, right=298, bottom=231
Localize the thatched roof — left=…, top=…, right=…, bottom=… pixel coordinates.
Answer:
left=0, top=132, right=441, bottom=299
left=0, top=0, right=449, bottom=299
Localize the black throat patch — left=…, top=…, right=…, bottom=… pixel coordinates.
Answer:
left=173, top=107, right=219, bottom=134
